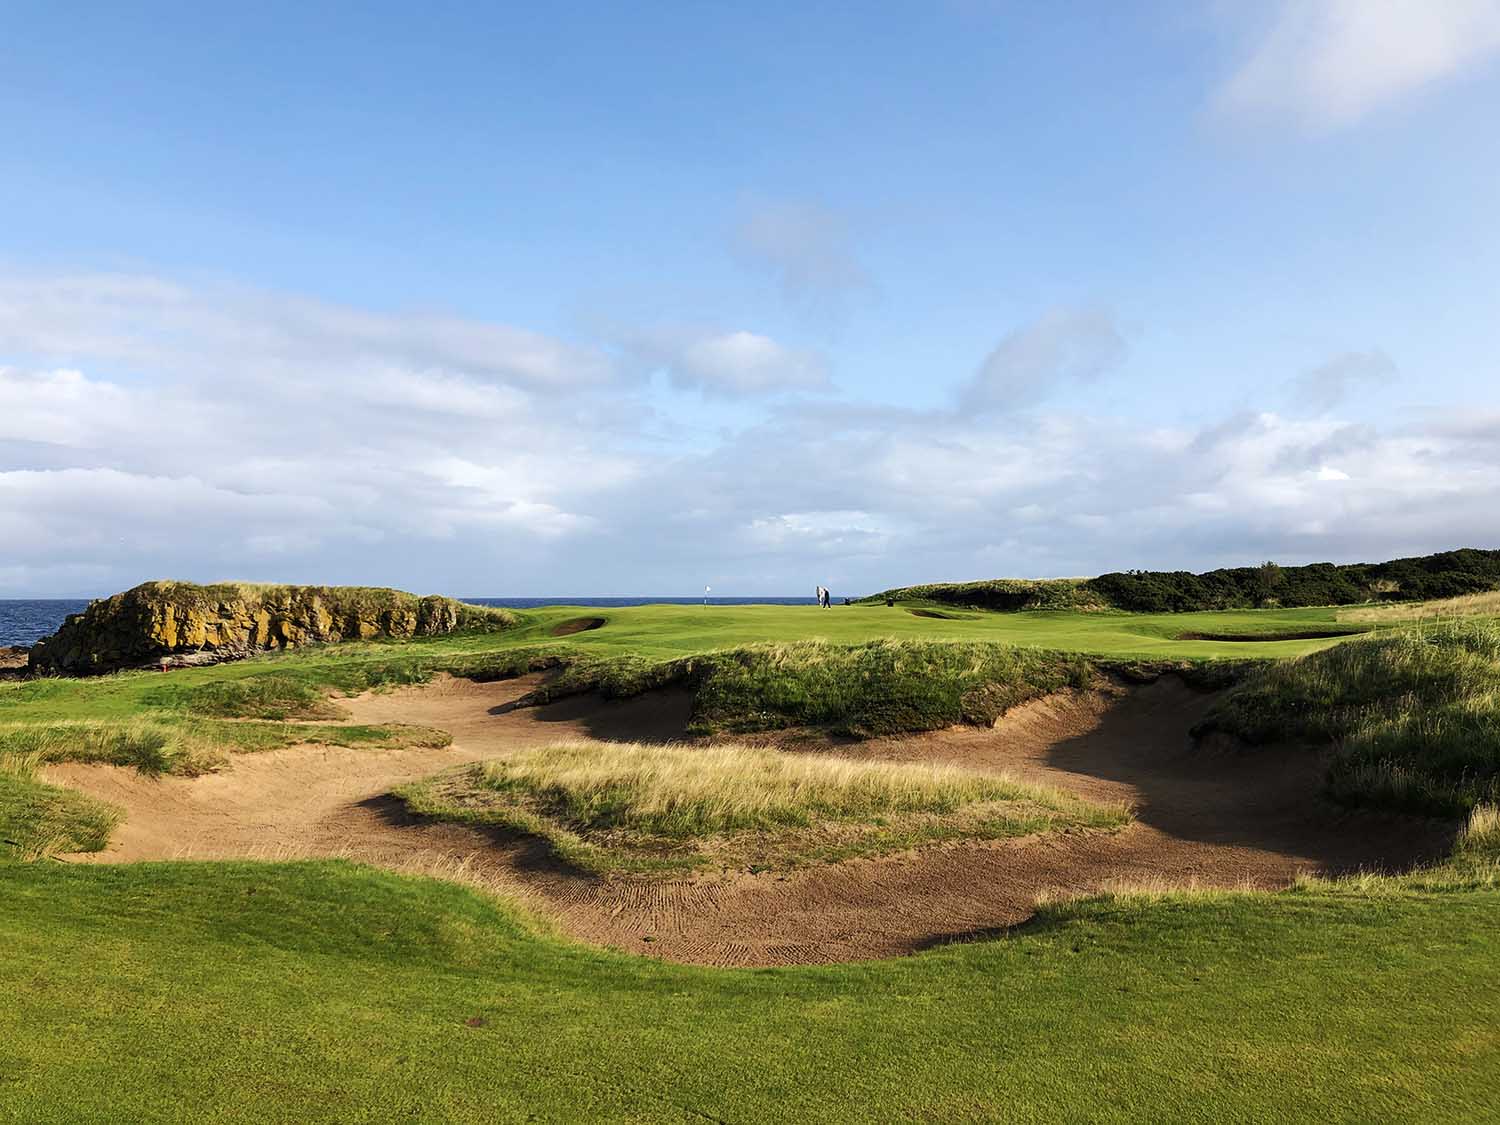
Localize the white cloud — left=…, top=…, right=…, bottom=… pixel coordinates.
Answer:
left=1216, top=0, right=1500, bottom=128
left=960, top=307, right=1126, bottom=412
left=624, top=326, right=830, bottom=396
left=1, top=267, right=1496, bottom=598
left=0, top=273, right=616, bottom=392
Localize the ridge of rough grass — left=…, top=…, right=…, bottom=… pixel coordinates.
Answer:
left=0, top=718, right=451, bottom=776
left=0, top=755, right=120, bottom=861
left=1195, top=621, right=1500, bottom=817
left=1340, top=589, right=1500, bottom=624
left=521, top=640, right=1243, bottom=738
left=396, top=739, right=1130, bottom=875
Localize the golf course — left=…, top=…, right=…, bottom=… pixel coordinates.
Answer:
left=3, top=570, right=1498, bottom=1122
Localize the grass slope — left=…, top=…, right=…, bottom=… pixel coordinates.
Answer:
left=1199, top=622, right=1500, bottom=816
left=396, top=740, right=1128, bottom=874
left=0, top=859, right=1496, bottom=1122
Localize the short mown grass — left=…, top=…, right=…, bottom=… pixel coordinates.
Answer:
left=1197, top=621, right=1500, bottom=816
left=397, top=739, right=1129, bottom=874
left=0, top=858, right=1495, bottom=1121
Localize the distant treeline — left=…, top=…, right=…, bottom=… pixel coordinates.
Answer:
left=866, top=548, right=1500, bottom=613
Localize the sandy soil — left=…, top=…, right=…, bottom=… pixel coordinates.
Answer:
left=45, top=673, right=1454, bottom=967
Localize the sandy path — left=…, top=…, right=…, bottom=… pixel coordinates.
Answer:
left=45, top=674, right=1454, bottom=967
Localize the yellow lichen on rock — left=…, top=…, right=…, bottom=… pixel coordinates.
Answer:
left=26, top=581, right=517, bottom=676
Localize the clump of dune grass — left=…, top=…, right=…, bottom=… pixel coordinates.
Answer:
left=1197, top=621, right=1500, bottom=817
left=396, top=739, right=1130, bottom=875
left=1456, top=803, right=1500, bottom=859
left=0, top=720, right=225, bottom=776
left=0, top=752, right=121, bottom=861
left=1340, top=590, right=1500, bottom=624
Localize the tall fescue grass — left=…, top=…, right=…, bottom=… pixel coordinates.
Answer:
left=1198, top=621, right=1500, bottom=816
left=0, top=751, right=120, bottom=861
left=0, top=720, right=221, bottom=775
left=1340, top=589, right=1500, bottom=624
left=398, top=739, right=1130, bottom=873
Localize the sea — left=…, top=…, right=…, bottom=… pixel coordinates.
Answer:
left=0, top=600, right=90, bottom=648
left=0, top=596, right=823, bottom=648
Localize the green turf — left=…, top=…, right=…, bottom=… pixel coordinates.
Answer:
left=5, top=600, right=1495, bottom=1120
left=0, top=602, right=1367, bottom=731
left=0, top=860, right=1495, bottom=1122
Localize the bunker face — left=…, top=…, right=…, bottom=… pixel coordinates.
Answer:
left=1175, top=629, right=1368, bottom=642
left=908, top=608, right=959, bottom=620
left=44, top=672, right=1455, bottom=968
left=550, top=616, right=607, bottom=637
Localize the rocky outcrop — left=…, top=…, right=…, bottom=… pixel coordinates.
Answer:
left=27, top=582, right=516, bottom=677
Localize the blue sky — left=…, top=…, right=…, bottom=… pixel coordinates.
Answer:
left=3, top=1, right=1499, bottom=596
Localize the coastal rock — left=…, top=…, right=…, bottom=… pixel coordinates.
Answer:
left=26, top=581, right=515, bottom=677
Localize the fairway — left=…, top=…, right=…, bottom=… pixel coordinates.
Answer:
left=496, top=601, right=1367, bottom=660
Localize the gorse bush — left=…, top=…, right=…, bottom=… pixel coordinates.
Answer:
left=1199, top=622, right=1500, bottom=817
left=873, top=548, right=1500, bottom=614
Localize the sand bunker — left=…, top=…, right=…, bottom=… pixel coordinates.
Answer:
left=46, top=673, right=1453, bottom=967
left=1175, top=629, right=1365, bottom=642
left=549, top=616, right=607, bottom=636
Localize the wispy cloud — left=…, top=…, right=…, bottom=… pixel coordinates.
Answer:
left=959, top=307, right=1126, bottom=413
left=732, top=198, right=872, bottom=306
left=1215, top=0, right=1500, bottom=129
left=1286, top=350, right=1397, bottom=412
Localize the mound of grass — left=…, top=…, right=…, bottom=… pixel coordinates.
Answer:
left=525, top=640, right=1124, bottom=737
left=154, top=673, right=350, bottom=720
left=862, top=576, right=1106, bottom=611
left=1197, top=621, right=1500, bottom=816
left=397, top=739, right=1128, bottom=873
left=688, top=640, right=1099, bottom=735
left=0, top=758, right=120, bottom=860
left=0, top=719, right=221, bottom=775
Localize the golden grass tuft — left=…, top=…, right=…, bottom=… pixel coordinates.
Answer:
left=397, top=739, right=1131, bottom=874
left=1340, top=590, right=1500, bottom=624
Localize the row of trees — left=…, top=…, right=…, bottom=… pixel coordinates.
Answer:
left=1087, top=549, right=1500, bottom=612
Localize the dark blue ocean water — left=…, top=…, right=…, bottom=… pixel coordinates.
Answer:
left=0, top=596, right=825, bottom=648
left=0, top=600, right=90, bottom=648
left=465, top=596, right=823, bottom=610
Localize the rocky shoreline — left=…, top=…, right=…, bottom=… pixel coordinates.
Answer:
left=25, top=582, right=517, bottom=677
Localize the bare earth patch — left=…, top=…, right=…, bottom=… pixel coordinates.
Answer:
left=45, top=673, right=1455, bottom=966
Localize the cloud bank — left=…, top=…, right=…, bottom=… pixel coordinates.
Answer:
left=2, top=270, right=1496, bottom=597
